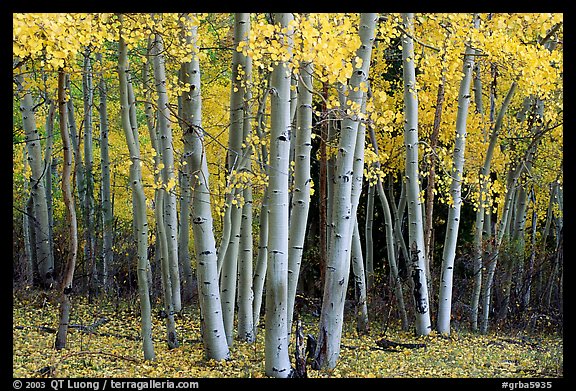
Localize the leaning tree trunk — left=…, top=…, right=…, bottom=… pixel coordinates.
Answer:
left=54, top=70, right=78, bottom=350
left=477, top=81, right=517, bottom=334
left=313, top=13, right=377, bottom=370
left=368, top=127, right=409, bottom=331
left=401, top=12, right=431, bottom=336
left=264, top=12, right=294, bottom=379
left=15, top=69, right=54, bottom=288
left=182, top=15, right=230, bottom=361
left=436, top=29, right=476, bottom=335
left=117, top=24, right=155, bottom=360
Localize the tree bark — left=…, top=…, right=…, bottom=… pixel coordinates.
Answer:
left=15, top=70, right=54, bottom=288
left=54, top=70, right=78, bottom=350
left=401, top=12, right=431, bottom=336
left=314, top=13, right=377, bottom=370
left=183, top=16, right=230, bottom=361
left=117, top=24, right=155, bottom=360
left=437, top=27, right=476, bottom=334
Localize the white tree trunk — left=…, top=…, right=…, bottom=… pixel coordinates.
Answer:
left=151, top=30, right=182, bottom=313
left=437, top=34, right=476, bottom=335
left=264, top=12, right=294, bottom=379
left=401, top=12, right=431, bottom=336
left=118, top=28, right=155, bottom=360
left=15, top=70, right=54, bottom=287
left=184, top=18, right=230, bottom=360
left=287, top=60, right=314, bottom=335
left=313, top=13, right=377, bottom=370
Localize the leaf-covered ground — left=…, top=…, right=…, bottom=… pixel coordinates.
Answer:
left=13, top=291, right=563, bottom=378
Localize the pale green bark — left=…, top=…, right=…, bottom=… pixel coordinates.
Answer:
left=219, top=13, right=252, bottom=347
left=437, top=34, right=476, bottom=335
left=368, top=130, right=409, bottom=331
left=478, top=81, right=517, bottom=334
left=178, top=21, right=196, bottom=306
left=401, top=13, right=431, bottom=336
left=118, top=27, right=155, bottom=360
left=97, top=53, right=113, bottom=291
left=314, top=13, right=377, bottom=370
left=351, top=221, right=369, bottom=333
left=151, top=31, right=182, bottom=313
left=16, top=71, right=54, bottom=287
left=365, top=184, right=375, bottom=291
left=237, top=39, right=255, bottom=344
left=83, top=52, right=97, bottom=293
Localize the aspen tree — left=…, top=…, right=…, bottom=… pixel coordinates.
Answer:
left=54, top=70, right=78, bottom=350
left=15, top=69, right=54, bottom=288
left=237, top=33, right=255, bottom=343
left=117, top=20, right=155, bottom=359
left=220, top=13, right=251, bottom=346
left=286, top=59, right=314, bottom=335
left=313, top=13, right=377, bottom=370
left=437, top=15, right=477, bottom=334
left=401, top=12, right=431, bottom=336
left=182, top=14, right=230, bottom=361
left=97, top=53, right=113, bottom=291
left=265, top=12, right=294, bottom=378
left=151, top=28, right=182, bottom=313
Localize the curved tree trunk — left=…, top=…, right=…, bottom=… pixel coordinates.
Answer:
left=117, top=24, right=155, bottom=360
left=151, top=30, right=182, bottom=313
left=54, top=70, right=78, bottom=350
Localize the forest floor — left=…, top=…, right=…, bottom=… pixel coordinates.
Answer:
left=12, top=290, right=563, bottom=379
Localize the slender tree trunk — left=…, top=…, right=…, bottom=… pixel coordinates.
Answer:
left=365, top=184, right=375, bottom=292
left=237, top=36, right=255, bottom=343
left=117, top=24, right=155, bottom=360
left=352, top=219, right=369, bottom=334
left=151, top=30, right=182, bottom=313
left=54, top=70, right=78, bottom=350
left=183, top=17, right=230, bottom=360
left=368, top=129, right=409, bottom=331
left=44, top=98, right=55, bottom=284
left=219, top=13, right=252, bottom=346
left=22, top=149, right=35, bottom=286
left=314, top=13, right=377, bottom=370
left=97, top=53, right=113, bottom=292
left=287, top=60, right=314, bottom=335
left=401, top=12, right=431, bottom=336
left=252, top=78, right=271, bottom=337
left=16, top=71, right=54, bottom=288
left=83, top=51, right=97, bottom=296
left=437, top=28, right=476, bottom=335
left=264, top=12, right=294, bottom=378
left=318, top=82, right=328, bottom=292
left=177, top=21, right=197, bottom=307
left=474, top=81, right=517, bottom=333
